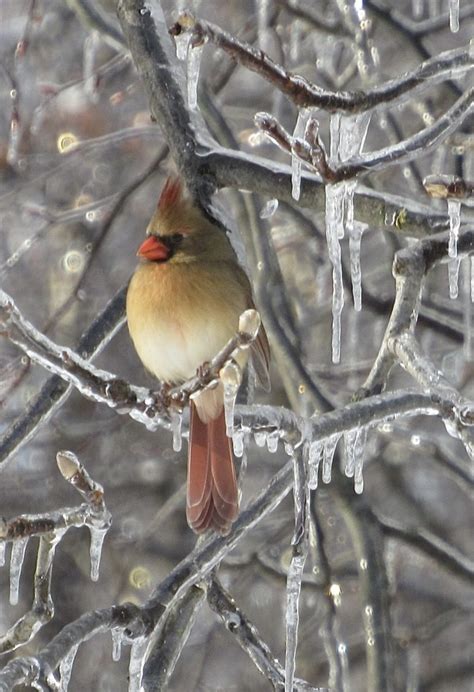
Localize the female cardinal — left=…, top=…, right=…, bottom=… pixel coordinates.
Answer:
left=126, top=177, right=270, bottom=535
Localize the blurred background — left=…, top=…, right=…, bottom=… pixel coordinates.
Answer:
left=0, top=1, right=473, bottom=690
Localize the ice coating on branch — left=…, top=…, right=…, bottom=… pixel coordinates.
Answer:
left=260, top=198, right=279, bottom=219
left=232, top=429, right=245, bottom=457
left=447, top=198, right=461, bottom=258
left=59, top=645, right=79, bottom=692
left=285, top=550, right=306, bottom=692
left=187, top=44, right=203, bottom=110
left=9, top=537, right=28, bottom=605
left=170, top=410, right=183, bottom=452
left=322, top=433, right=341, bottom=484
left=220, top=360, right=241, bottom=437
left=89, top=526, right=107, bottom=582
left=128, top=636, right=148, bottom=692
left=291, top=109, right=310, bottom=201
left=308, top=441, right=322, bottom=489
left=111, top=629, right=123, bottom=662
left=449, top=258, right=461, bottom=299
left=0, top=541, right=6, bottom=567
left=449, top=0, right=460, bottom=32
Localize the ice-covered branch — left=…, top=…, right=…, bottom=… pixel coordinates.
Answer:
left=255, top=90, right=474, bottom=181
left=423, top=174, right=474, bottom=200
left=0, top=452, right=111, bottom=655
left=0, top=285, right=127, bottom=470
left=170, top=13, right=473, bottom=114
left=0, top=290, right=263, bottom=430
left=207, top=578, right=323, bottom=691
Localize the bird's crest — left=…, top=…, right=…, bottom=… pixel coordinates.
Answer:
left=157, top=177, right=184, bottom=212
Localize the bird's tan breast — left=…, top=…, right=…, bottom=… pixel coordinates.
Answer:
left=126, top=261, right=248, bottom=383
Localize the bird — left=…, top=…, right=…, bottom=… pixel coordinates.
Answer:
left=126, top=177, right=270, bottom=535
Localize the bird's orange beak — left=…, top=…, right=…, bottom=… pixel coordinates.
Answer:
left=137, top=236, right=169, bottom=261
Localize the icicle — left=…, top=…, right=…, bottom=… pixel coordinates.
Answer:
left=170, top=410, right=182, bottom=452
left=175, top=31, right=191, bottom=61
left=111, top=629, right=123, bottom=662
left=286, top=450, right=309, bottom=692
left=308, top=441, right=322, bottom=489
left=349, top=222, right=364, bottom=311
left=322, top=434, right=340, bottom=484
left=471, top=257, right=474, bottom=302
left=254, top=430, right=268, bottom=447
left=463, top=259, right=472, bottom=361
left=412, top=0, right=424, bottom=18
left=447, top=198, right=461, bottom=258
left=266, top=430, right=279, bottom=453
left=291, top=109, right=310, bottom=201
left=325, top=184, right=345, bottom=363
left=89, top=526, right=107, bottom=582
left=232, top=429, right=245, bottom=457
left=187, top=44, right=203, bottom=110
left=285, top=549, right=306, bottom=692
left=289, top=19, right=302, bottom=62
left=257, top=0, right=269, bottom=47
left=83, top=31, right=100, bottom=102
left=9, top=537, right=28, bottom=605
left=128, top=637, right=148, bottom=692
left=344, top=427, right=368, bottom=492
left=220, top=361, right=241, bottom=437
left=260, top=198, right=279, bottom=219
left=449, top=0, right=460, bottom=32
left=448, top=258, right=461, bottom=300
left=0, top=541, right=5, bottom=567
left=59, top=645, right=79, bottom=692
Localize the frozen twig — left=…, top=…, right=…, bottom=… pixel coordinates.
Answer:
left=0, top=452, right=111, bottom=654
left=170, top=14, right=473, bottom=113
left=423, top=174, right=474, bottom=199
left=255, top=91, right=474, bottom=182
left=0, top=284, right=127, bottom=470
left=0, top=290, right=263, bottom=427
left=207, top=577, right=324, bottom=691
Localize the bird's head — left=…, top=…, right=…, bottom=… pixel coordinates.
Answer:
left=136, top=177, right=233, bottom=264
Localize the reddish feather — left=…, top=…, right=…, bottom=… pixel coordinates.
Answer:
left=158, top=177, right=183, bottom=212
left=187, top=402, right=238, bottom=535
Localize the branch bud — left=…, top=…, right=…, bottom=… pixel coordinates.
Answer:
left=56, top=450, right=80, bottom=480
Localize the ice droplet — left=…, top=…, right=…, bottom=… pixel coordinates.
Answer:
left=111, top=629, right=123, bottom=662
left=449, top=0, right=460, bottom=32
left=232, top=429, right=245, bottom=457
left=10, top=537, right=28, bottom=605
left=447, top=198, right=461, bottom=258
left=266, top=430, right=279, bottom=453
left=59, top=644, right=79, bottom=692
left=322, top=434, right=341, bottom=484
left=187, top=44, right=203, bottom=110
left=448, top=258, right=461, bottom=299
left=259, top=198, right=279, bottom=219
left=89, top=526, right=107, bottom=582
left=254, top=430, right=267, bottom=447
left=220, top=361, right=241, bottom=437
left=170, top=410, right=182, bottom=452
left=285, top=550, right=307, bottom=692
